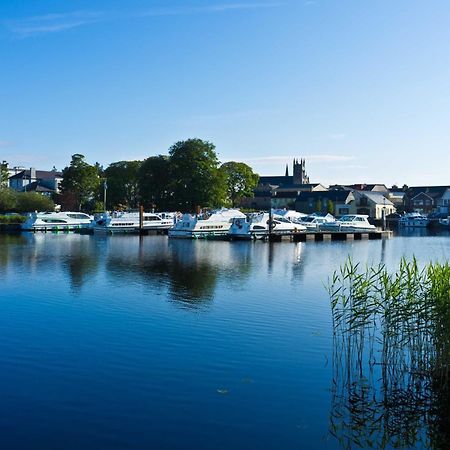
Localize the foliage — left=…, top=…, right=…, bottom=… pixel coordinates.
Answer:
left=0, top=188, right=18, bottom=212
left=327, top=199, right=334, bottom=214
left=0, top=188, right=54, bottom=213
left=138, top=155, right=172, bottom=210
left=16, top=192, right=55, bottom=212
left=60, top=154, right=101, bottom=211
left=219, top=161, right=259, bottom=207
left=0, top=214, right=26, bottom=224
left=0, top=162, right=9, bottom=188
left=104, top=160, right=141, bottom=209
left=169, top=139, right=227, bottom=211
left=328, top=258, right=450, bottom=449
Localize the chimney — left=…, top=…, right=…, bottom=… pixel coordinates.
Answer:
left=30, top=167, right=36, bottom=180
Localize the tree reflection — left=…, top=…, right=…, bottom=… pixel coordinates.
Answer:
left=104, top=238, right=253, bottom=307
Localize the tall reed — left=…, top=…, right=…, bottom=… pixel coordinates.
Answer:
left=328, top=258, right=450, bottom=449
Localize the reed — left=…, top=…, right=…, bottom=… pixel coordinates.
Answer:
left=328, top=258, right=450, bottom=449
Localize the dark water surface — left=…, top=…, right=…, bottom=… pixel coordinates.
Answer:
left=0, top=233, right=448, bottom=449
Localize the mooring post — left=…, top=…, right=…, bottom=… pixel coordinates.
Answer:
left=139, top=205, right=144, bottom=234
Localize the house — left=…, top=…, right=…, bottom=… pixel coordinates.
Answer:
left=352, top=191, right=396, bottom=219
left=404, top=186, right=450, bottom=214
left=9, top=167, right=63, bottom=195
left=295, top=189, right=356, bottom=216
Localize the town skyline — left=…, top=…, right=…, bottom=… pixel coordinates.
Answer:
left=1, top=0, right=450, bottom=186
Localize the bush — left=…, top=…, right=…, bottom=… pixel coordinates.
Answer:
left=0, top=189, right=55, bottom=213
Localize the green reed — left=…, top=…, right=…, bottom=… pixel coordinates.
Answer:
left=328, top=258, right=450, bottom=449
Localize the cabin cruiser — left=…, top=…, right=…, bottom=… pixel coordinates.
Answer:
left=168, top=208, right=245, bottom=239
left=229, top=212, right=306, bottom=240
left=439, top=216, right=450, bottom=228
left=298, top=213, right=335, bottom=231
left=398, top=212, right=429, bottom=228
left=21, top=211, right=94, bottom=231
left=272, top=209, right=307, bottom=222
left=94, top=211, right=174, bottom=233
left=320, top=214, right=376, bottom=232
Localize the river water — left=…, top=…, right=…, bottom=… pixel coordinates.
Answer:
left=0, top=232, right=448, bottom=449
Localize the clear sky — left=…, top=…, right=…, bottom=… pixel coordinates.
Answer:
left=1, top=0, right=449, bottom=186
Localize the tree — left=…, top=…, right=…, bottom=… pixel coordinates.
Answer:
left=16, top=192, right=54, bottom=212
left=0, top=161, right=9, bottom=188
left=169, top=139, right=227, bottom=211
left=104, top=160, right=142, bottom=209
left=60, top=154, right=101, bottom=211
left=0, top=188, right=17, bottom=212
left=327, top=199, right=334, bottom=214
left=138, top=155, right=172, bottom=210
left=219, top=161, right=259, bottom=207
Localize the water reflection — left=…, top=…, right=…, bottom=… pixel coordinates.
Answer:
left=101, top=237, right=255, bottom=307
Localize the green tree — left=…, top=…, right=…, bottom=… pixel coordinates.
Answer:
left=0, top=188, right=17, bottom=212
left=104, top=160, right=142, bottom=209
left=60, top=154, right=101, bottom=211
left=327, top=199, right=334, bottom=214
left=220, top=161, right=259, bottom=207
left=16, top=192, right=54, bottom=212
left=138, top=155, right=172, bottom=210
left=169, top=139, right=226, bottom=211
left=0, top=162, right=9, bottom=188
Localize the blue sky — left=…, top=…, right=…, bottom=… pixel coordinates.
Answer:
left=1, top=0, right=449, bottom=186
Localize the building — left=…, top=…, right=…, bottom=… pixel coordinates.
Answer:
left=9, top=167, right=63, bottom=195
left=244, top=159, right=327, bottom=209
left=295, top=189, right=355, bottom=215
left=404, top=186, right=450, bottom=215
left=295, top=188, right=395, bottom=219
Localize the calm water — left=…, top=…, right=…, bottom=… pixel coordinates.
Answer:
left=0, top=232, right=448, bottom=449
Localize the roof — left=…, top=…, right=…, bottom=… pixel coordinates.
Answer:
left=9, top=169, right=63, bottom=179
left=296, top=190, right=352, bottom=202
left=24, top=181, right=55, bottom=193
left=258, top=175, right=293, bottom=186
left=406, top=186, right=449, bottom=199
left=360, top=191, right=394, bottom=206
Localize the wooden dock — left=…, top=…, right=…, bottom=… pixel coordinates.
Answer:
left=267, top=230, right=393, bottom=242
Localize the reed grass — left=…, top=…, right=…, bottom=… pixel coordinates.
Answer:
left=328, top=258, right=450, bottom=449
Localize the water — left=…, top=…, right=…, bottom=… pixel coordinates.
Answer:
left=0, top=232, right=448, bottom=449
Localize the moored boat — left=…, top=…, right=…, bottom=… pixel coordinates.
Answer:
left=398, top=213, right=429, bottom=228
left=298, top=213, right=335, bottom=231
left=320, top=214, right=376, bottom=232
left=168, top=208, right=245, bottom=239
left=94, top=211, right=174, bottom=234
left=21, top=211, right=94, bottom=231
left=229, top=212, right=306, bottom=240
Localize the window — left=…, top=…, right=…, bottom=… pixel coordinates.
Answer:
left=339, top=208, right=349, bottom=215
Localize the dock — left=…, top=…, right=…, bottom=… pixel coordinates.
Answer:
left=267, top=230, right=393, bottom=242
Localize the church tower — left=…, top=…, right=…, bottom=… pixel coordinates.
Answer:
left=292, top=158, right=310, bottom=185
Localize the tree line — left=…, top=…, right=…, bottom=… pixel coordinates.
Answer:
left=58, top=139, right=259, bottom=212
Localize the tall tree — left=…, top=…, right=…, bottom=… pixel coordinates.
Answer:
left=104, top=160, right=142, bottom=209
left=60, top=154, right=101, bottom=211
left=138, top=155, right=172, bottom=210
left=169, top=139, right=226, bottom=211
left=219, top=161, right=259, bottom=207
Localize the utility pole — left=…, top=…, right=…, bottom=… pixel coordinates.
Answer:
left=103, top=179, right=107, bottom=212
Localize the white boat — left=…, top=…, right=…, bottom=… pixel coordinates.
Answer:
left=398, top=213, right=429, bottom=228
left=298, top=213, right=335, bottom=231
left=21, top=211, right=94, bottom=231
left=94, top=211, right=175, bottom=233
left=168, top=208, right=246, bottom=239
left=439, top=216, right=450, bottom=228
left=320, top=214, right=376, bottom=232
left=229, top=212, right=306, bottom=240
left=272, top=209, right=307, bottom=222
